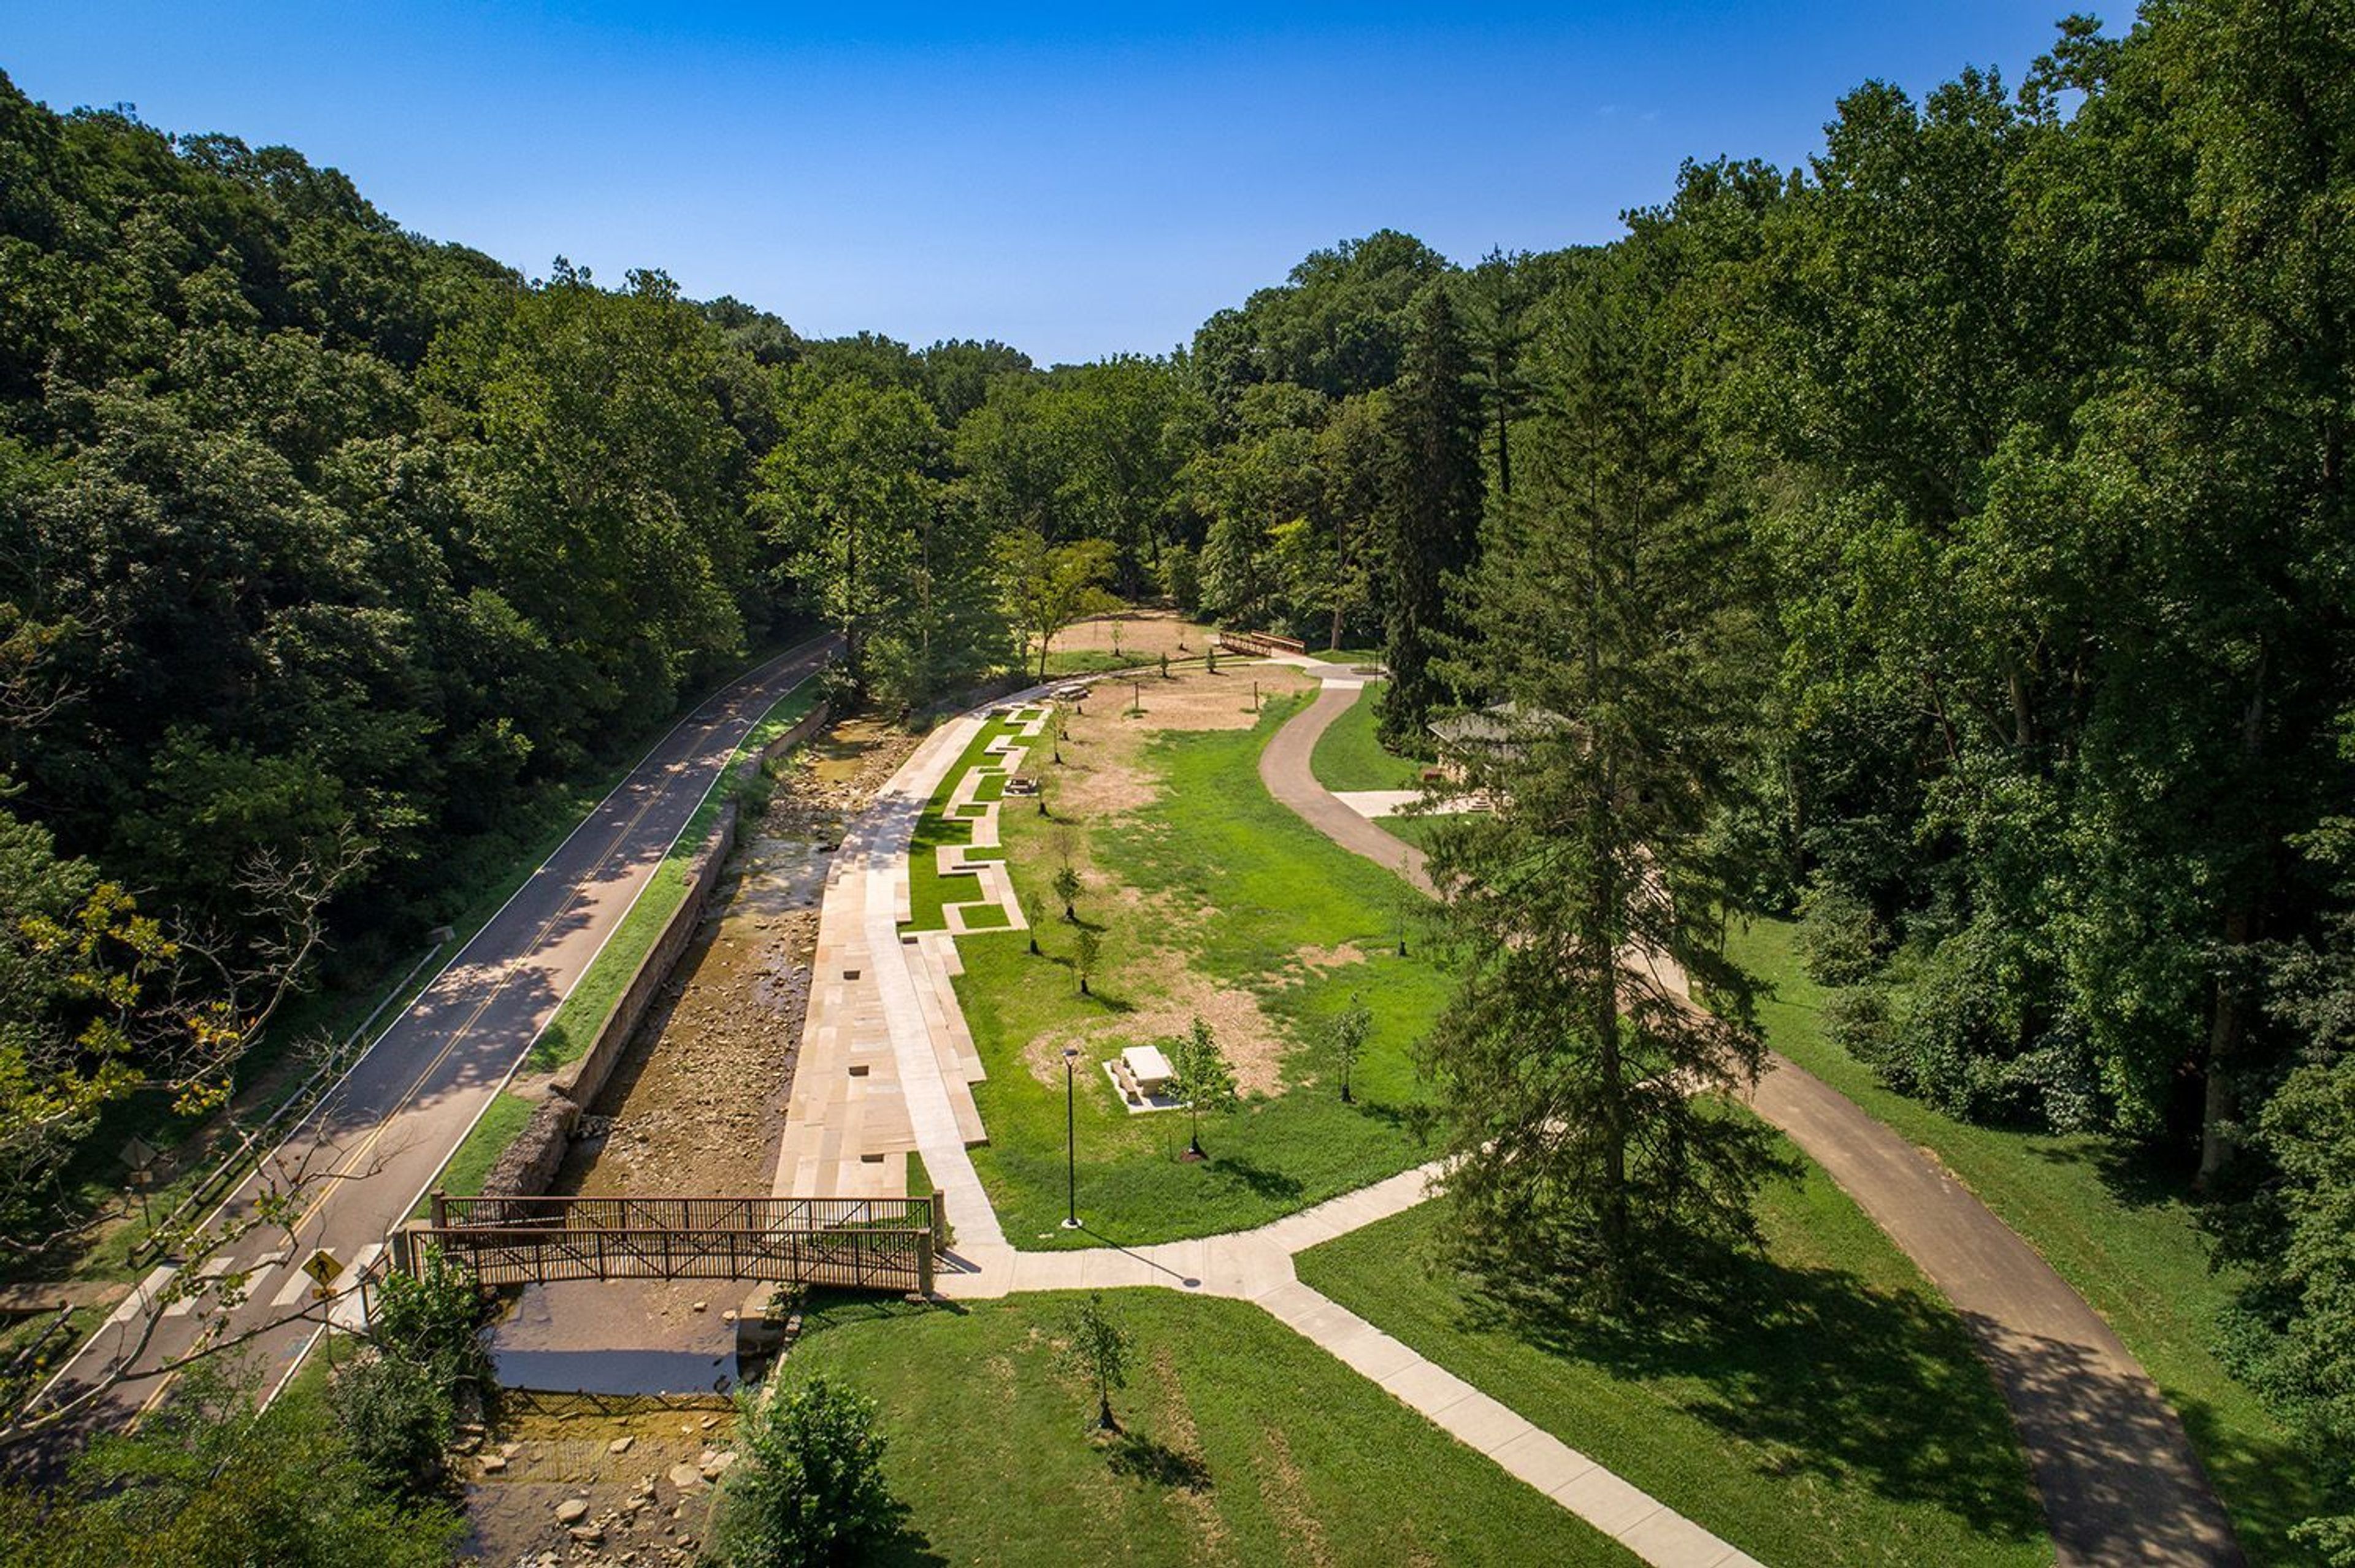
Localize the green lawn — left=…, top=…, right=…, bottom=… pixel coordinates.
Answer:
left=903, top=710, right=1032, bottom=933
left=1309, top=645, right=1385, bottom=667
left=1728, top=916, right=2324, bottom=1564
left=419, top=1088, right=538, bottom=1208
left=959, top=697, right=1445, bottom=1247
left=774, top=1290, right=1631, bottom=1566
left=1296, top=1152, right=2049, bottom=1568
left=529, top=684, right=822, bottom=1071
left=1308, top=678, right=1423, bottom=793
left=1379, top=812, right=1447, bottom=857
left=1041, top=647, right=1157, bottom=677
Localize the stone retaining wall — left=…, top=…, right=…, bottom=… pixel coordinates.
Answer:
left=480, top=698, right=829, bottom=1202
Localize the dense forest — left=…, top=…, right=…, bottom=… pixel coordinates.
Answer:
left=2, top=0, right=2352, bottom=1554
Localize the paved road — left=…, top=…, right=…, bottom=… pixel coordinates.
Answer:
left=1260, top=673, right=2243, bottom=1567
left=30, top=638, right=833, bottom=1446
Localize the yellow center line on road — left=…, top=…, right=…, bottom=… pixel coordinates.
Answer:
left=286, top=755, right=687, bottom=1237
left=68, top=648, right=830, bottom=1434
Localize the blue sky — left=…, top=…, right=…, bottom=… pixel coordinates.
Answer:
left=4, top=2, right=2075, bottom=364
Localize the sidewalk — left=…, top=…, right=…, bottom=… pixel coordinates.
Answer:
left=772, top=677, right=1761, bottom=1568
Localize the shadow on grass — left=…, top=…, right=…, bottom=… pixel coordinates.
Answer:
left=2023, top=1131, right=2201, bottom=1218
left=1107, top=1429, right=1213, bottom=1492
left=1206, top=1153, right=1304, bottom=1203
left=868, top=1518, right=952, bottom=1567
left=1466, top=1249, right=2047, bottom=1544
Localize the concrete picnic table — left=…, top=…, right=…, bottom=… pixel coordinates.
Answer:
left=1121, top=1044, right=1174, bottom=1096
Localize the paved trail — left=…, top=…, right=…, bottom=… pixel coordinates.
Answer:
left=33, top=638, right=835, bottom=1445
left=1260, top=670, right=2243, bottom=1567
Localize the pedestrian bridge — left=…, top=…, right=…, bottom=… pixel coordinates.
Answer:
left=399, top=1192, right=943, bottom=1296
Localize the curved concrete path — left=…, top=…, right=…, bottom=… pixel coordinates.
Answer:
left=1262, top=670, right=2243, bottom=1568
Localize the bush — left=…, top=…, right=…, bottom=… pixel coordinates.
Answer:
left=0, top=1361, right=464, bottom=1567
left=1793, top=880, right=1885, bottom=987
left=1833, top=922, right=2100, bottom=1131
left=716, top=1375, right=899, bottom=1567
left=331, top=1349, right=453, bottom=1497
left=371, top=1246, right=493, bottom=1397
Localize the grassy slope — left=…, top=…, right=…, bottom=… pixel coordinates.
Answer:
left=779, top=1290, right=1633, bottom=1567
left=1298, top=1151, right=2050, bottom=1568
left=960, top=697, right=1444, bottom=1247
left=1728, top=916, right=2321, bottom=1563
left=1307, top=678, right=1422, bottom=794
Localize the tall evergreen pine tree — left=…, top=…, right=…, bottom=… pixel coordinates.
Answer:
left=1422, top=237, right=1775, bottom=1317
left=1378, top=285, right=1484, bottom=749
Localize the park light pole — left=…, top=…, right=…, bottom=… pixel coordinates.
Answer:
left=1062, top=1044, right=1082, bottom=1229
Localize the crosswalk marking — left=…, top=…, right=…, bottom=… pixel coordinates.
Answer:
left=163, top=1256, right=236, bottom=1318
left=326, top=1244, right=385, bottom=1331
left=270, top=1266, right=316, bottom=1309
left=108, top=1266, right=176, bottom=1327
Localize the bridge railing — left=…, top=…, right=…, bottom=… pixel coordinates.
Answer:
left=409, top=1191, right=942, bottom=1296
left=1215, top=628, right=1307, bottom=658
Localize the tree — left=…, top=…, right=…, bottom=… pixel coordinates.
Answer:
left=1052, top=863, right=1082, bottom=922
left=446, top=266, right=754, bottom=733
left=1073, top=926, right=1101, bottom=996
left=757, top=378, right=944, bottom=702
left=1461, top=248, right=1545, bottom=504
left=1058, top=1292, right=1133, bottom=1432
left=1170, top=1015, right=1236, bottom=1161
left=718, top=1375, right=898, bottom=1568
left=998, top=531, right=1117, bottom=681
left=0, top=1361, right=464, bottom=1567
left=1423, top=229, right=1776, bottom=1317
left=1377, top=285, right=1484, bottom=748
left=1327, top=998, right=1372, bottom=1104
left=0, top=825, right=364, bottom=1274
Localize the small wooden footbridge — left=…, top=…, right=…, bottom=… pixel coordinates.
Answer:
left=394, top=1191, right=947, bottom=1296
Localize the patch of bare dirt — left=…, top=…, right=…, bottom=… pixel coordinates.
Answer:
left=1051, top=607, right=1214, bottom=664
left=1021, top=965, right=1288, bottom=1097
left=1049, top=662, right=1315, bottom=820
left=1254, top=1426, right=1334, bottom=1568
left=1143, top=1346, right=1228, bottom=1556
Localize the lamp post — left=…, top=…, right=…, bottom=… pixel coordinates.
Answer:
left=1062, top=1046, right=1082, bottom=1229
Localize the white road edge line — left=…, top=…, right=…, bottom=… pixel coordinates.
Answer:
left=34, top=640, right=831, bottom=1422
left=258, top=645, right=832, bottom=1409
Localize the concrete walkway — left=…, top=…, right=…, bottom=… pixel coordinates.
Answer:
left=774, top=679, right=1758, bottom=1567
left=936, top=1164, right=1759, bottom=1568
left=1262, top=671, right=2245, bottom=1567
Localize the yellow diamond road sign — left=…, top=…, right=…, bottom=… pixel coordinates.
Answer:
left=302, top=1250, right=343, bottom=1296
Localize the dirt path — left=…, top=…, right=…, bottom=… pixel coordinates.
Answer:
left=1259, top=674, right=2242, bottom=1568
